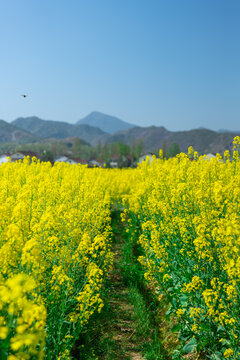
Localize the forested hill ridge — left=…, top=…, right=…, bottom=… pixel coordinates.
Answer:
left=76, top=111, right=135, bottom=134
left=0, top=119, right=39, bottom=144
left=12, top=116, right=108, bottom=146
left=108, top=126, right=240, bottom=154
left=0, top=114, right=237, bottom=155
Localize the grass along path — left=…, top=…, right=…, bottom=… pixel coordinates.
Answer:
left=78, top=208, right=165, bottom=359
left=105, top=240, right=145, bottom=360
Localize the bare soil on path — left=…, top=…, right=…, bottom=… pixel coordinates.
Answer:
left=78, top=209, right=166, bottom=360
left=95, top=239, right=145, bottom=359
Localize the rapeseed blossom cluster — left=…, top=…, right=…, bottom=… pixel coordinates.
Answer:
left=123, top=137, right=240, bottom=359
left=0, top=158, right=113, bottom=358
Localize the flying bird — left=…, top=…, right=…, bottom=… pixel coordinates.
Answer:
left=21, top=94, right=27, bottom=98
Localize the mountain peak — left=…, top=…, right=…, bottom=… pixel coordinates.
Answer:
left=76, top=111, right=135, bottom=134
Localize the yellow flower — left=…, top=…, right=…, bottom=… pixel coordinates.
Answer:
left=176, top=309, right=184, bottom=317
left=223, top=348, right=234, bottom=358
left=0, top=326, right=8, bottom=339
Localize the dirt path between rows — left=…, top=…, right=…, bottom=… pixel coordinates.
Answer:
left=79, top=209, right=165, bottom=359
left=96, top=212, right=144, bottom=360
left=103, top=241, right=145, bottom=360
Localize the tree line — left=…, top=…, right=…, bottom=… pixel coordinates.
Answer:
left=0, top=138, right=181, bottom=166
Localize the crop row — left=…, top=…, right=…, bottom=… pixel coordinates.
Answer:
left=0, top=159, right=113, bottom=359
left=123, top=138, right=240, bottom=359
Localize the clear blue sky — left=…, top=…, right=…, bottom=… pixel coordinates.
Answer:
left=0, top=0, right=239, bottom=131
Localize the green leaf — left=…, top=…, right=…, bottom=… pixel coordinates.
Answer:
left=171, top=323, right=181, bottom=333
left=210, top=351, right=223, bottom=360
left=183, top=337, right=197, bottom=354
left=217, top=325, right=225, bottom=332
left=171, top=350, right=181, bottom=359
left=179, top=294, right=188, bottom=302
left=171, top=297, right=177, bottom=308
left=179, top=294, right=188, bottom=307
left=165, top=305, right=173, bottom=316
left=219, top=338, right=230, bottom=346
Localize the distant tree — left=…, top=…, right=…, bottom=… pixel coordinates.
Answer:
left=109, top=143, right=119, bottom=157
left=167, top=142, right=180, bottom=158
left=72, top=138, right=82, bottom=156
left=118, top=142, right=130, bottom=157
left=41, top=150, right=54, bottom=163
left=134, top=139, right=144, bottom=159
left=162, top=139, right=168, bottom=158
left=102, top=144, right=110, bottom=162
left=95, top=141, right=102, bottom=157
left=1, top=142, right=17, bottom=153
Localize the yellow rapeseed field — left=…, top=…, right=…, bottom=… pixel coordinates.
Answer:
left=0, top=137, right=240, bottom=359
left=0, top=159, right=113, bottom=359
left=123, top=137, right=240, bottom=359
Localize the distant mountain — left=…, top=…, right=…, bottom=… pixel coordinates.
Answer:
left=0, top=119, right=38, bottom=144
left=12, top=116, right=109, bottom=146
left=42, top=136, right=90, bottom=147
left=3, top=114, right=240, bottom=155
left=107, top=126, right=240, bottom=154
left=107, top=126, right=170, bottom=149
left=167, top=129, right=237, bottom=154
left=218, top=129, right=240, bottom=133
left=76, top=111, right=135, bottom=134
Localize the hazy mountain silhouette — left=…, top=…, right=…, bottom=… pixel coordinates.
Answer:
left=107, top=126, right=240, bottom=154
left=0, top=119, right=39, bottom=144
left=1, top=113, right=238, bottom=154
left=76, top=111, right=135, bottom=134
left=12, top=116, right=109, bottom=146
